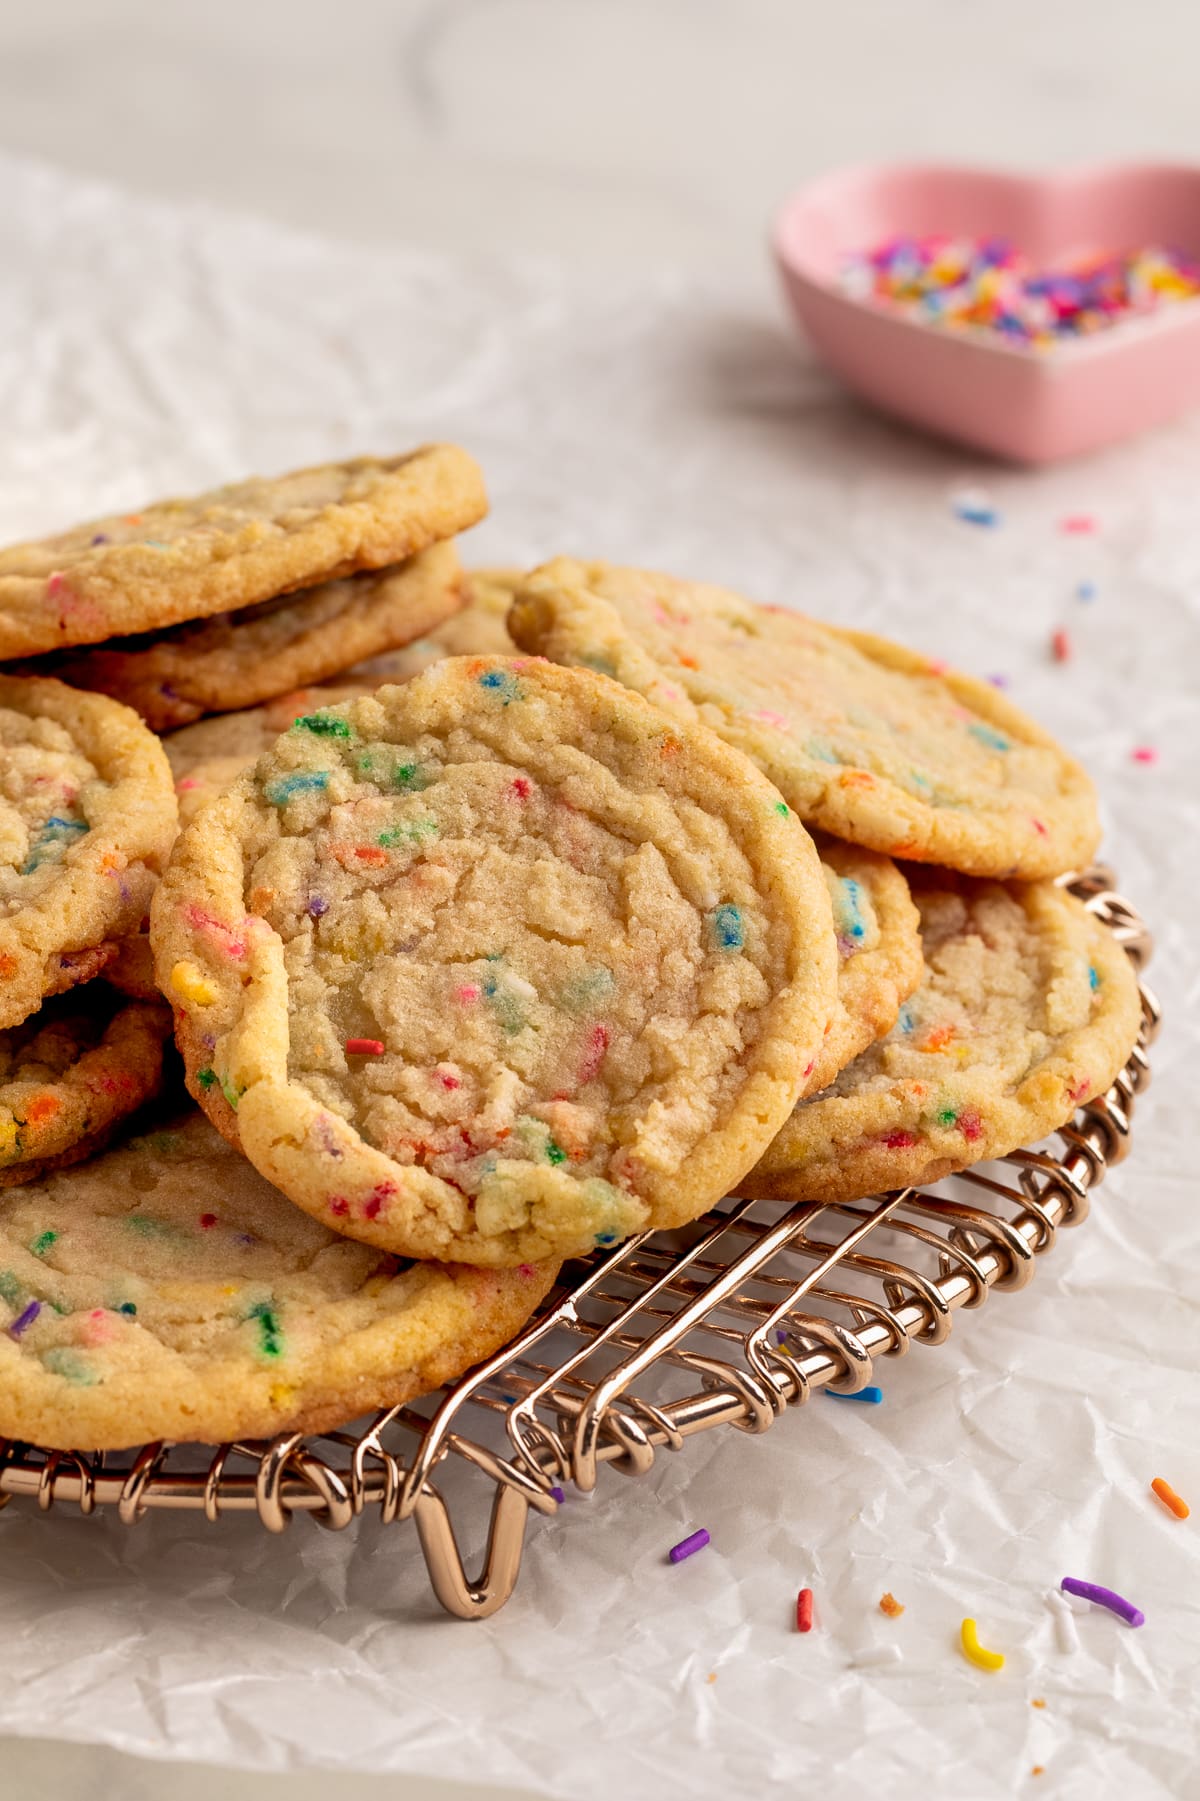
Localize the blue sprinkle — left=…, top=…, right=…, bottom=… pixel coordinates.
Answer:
left=709, top=904, right=745, bottom=951
left=826, top=1386, right=883, bottom=1405
left=263, top=771, right=329, bottom=805
left=1088, top=965, right=1100, bottom=990
left=44, top=817, right=87, bottom=833
left=898, top=1006, right=915, bottom=1034
left=967, top=722, right=1010, bottom=752
left=953, top=497, right=1001, bottom=527
left=477, top=668, right=522, bottom=704
left=594, top=1230, right=617, bottom=1247
left=835, top=877, right=867, bottom=942
left=1077, top=581, right=1097, bottom=602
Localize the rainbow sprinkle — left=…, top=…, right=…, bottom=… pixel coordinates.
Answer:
left=668, top=1529, right=710, bottom=1565
left=843, top=236, right=1200, bottom=348
left=1150, top=1477, right=1189, bottom=1520
left=1061, top=1576, right=1145, bottom=1627
left=7, top=1299, right=40, bottom=1339
left=796, top=1587, right=814, bottom=1632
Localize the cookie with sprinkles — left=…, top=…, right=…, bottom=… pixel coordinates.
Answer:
left=809, top=837, right=922, bottom=1096
left=508, top=560, right=1100, bottom=880
left=163, top=568, right=522, bottom=829
left=152, top=656, right=838, bottom=1265
left=0, top=675, right=177, bottom=1029
left=744, top=872, right=1142, bottom=1203
left=0, top=1106, right=558, bottom=1449
left=0, top=445, right=486, bottom=658
left=33, top=542, right=467, bottom=733
left=0, top=986, right=172, bottom=1187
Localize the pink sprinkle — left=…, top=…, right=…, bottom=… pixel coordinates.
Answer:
left=1052, top=628, right=1072, bottom=663
left=1031, top=818, right=1048, bottom=836
left=185, top=905, right=247, bottom=960
left=1132, top=745, right=1158, bottom=765
left=345, top=1038, right=385, bottom=1056
left=82, top=1309, right=116, bottom=1347
left=576, top=1023, right=610, bottom=1087
left=1059, top=514, right=1097, bottom=535
left=176, top=777, right=201, bottom=792
left=747, top=710, right=792, bottom=732
left=46, top=571, right=65, bottom=597
left=518, top=1263, right=536, bottom=1278
left=455, top=984, right=481, bottom=1005
left=329, top=1196, right=349, bottom=1216
left=927, top=659, right=949, bottom=675
left=435, top=1065, right=461, bottom=1090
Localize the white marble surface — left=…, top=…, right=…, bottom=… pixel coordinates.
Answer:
left=2, top=0, right=1200, bottom=269
left=0, top=10, right=1196, bottom=1801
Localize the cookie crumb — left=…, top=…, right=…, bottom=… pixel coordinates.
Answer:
left=879, top=1591, right=905, bottom=1618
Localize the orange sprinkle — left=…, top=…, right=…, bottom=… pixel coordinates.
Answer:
left=124, top=513, right=143, bottom=525
left=0, top=953, right=16, bottom=978
left=677, top=653, right=699, bottom=669
left=922, top=1023, right=957, bottom=1052
left=839, top=770, right=875, bottom=788
left=1151, top=1477, right=1190, bottom=1519
left=24, top=1096, right=60, bottom=1127
left=1031, top=1698, right=1046, bottom=1709
left=1032, top=1768, right=1044, bottom=1778
left=659, top=736, right=681, bottom=758
left=706, top=1671, right=717, bottom=1684
left=879, top=1592, right=905, bottom=1618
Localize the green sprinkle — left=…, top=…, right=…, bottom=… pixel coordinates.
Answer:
left=118, top=1301, right=138, bottom=1316
left=1089, top=965, right=1100, bottom=991
left=248, top=1299, right=284, bottom=1359
left=774, top=800, right=790, bottom=817
left=30, top=1231, right=57, bottom=1258
left=377, top=817, right=439, bottom=847
left=196, top=1066, right=217, bottom=1090
left=221, top=1077, right=242, bottom=1112
left=558, top=967, right=616, bottom=1015
left=42, top=1349, right=98, bottom=1386
left=0, top=1271, right=21, bottom=1306
left=545, top=1139, right=567, bottom=1166
left=483, top=979, right=525, bottom=1035
left=967, top=722, right=1010, bottom=753
left=937, top=1107, right=958, bottom=1128
left=125, top=1214, right=175, bottom=1239
left=581, top=651, right=618, bottom=679
left=294, top=713, right=351, bottom=738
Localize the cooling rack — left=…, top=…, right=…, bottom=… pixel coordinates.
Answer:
left=0, top=868, right=1157, bottom=1620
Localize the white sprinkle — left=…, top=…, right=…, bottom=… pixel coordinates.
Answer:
left=1053, top=1586, right=1091, bottom=1615
left=849, top=1643, right=903, bottom=1669
left=1047, top=1592, right=1080, bottom=1654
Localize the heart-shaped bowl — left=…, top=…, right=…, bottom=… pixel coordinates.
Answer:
left=773, top=162, right=1200, bottom=463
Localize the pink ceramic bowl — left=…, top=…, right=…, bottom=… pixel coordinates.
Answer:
left=773, top=162, right=1200, bottom=463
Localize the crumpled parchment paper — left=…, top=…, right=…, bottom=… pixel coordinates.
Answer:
left=0, top=153, right=1195, bottom=1801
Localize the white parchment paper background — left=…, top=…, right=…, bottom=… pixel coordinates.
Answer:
left=0, top=156, right=1196, bottom=1801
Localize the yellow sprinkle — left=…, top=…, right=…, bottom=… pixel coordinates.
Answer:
left=0, top=1117, right=18, bottom=1157
left=170, top=960, right=219, bottom=1006
left=270, top=1383, right=297, bottom=1410
left=960, top=1617, right=1005, bottom=1672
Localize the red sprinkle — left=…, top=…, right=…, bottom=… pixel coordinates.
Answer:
left=199, top=1213, right=217, bottom=1230
left=509, top=777, right=532, bottom=801
left=576, top=1023, right=610, bottom=1086
left=1132, top=745, right=1158, bottom=764
left=958, top=1108, right=983, bottom=1142
left=883, top=1130, right=919, bottom=1150
left=329, top=1197, right=349, bottom=1216
left=796, top=1588, right=814, bottom=1633
left=345, top=1038, right=385, bottom=1056
left=1051, top=628, right=1071, bottom=663
left=354, top=846, right=388, bottom=866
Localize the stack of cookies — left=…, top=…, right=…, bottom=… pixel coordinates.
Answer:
left=0, top=453, right=1143, bottom=1457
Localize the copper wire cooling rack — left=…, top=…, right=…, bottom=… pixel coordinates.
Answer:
left=0, top=869, right=1157, bottom=1620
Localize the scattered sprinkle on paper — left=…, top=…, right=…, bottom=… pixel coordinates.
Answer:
left=952, top=489, right=1001, bottom=527
left=879, top=1592, right=905, bottom=1618
left=1132, top=746, right=1158, bottom=764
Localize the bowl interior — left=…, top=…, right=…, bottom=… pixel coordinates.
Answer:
left=777, top=164, right=1200, bottom=288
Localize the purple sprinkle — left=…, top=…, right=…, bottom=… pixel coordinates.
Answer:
left=1061, top=1577, right=1145, bottom=1627
left=307, top=895, right=329, bottom=918
left=775, top=1329, right=789, bottom=1345
left=8, top=1300, right=41, bottom=1339
left=550, top=1485, right=566, bottom=1504
left=987, top=674, right=1010, bottom=688
left=669, top=1528, right=710, bottom=1565
left=236, top=1233, right=257, bottom=1248
left=90, top=533, right=110, bottom=545
left=160, top=682, right=181, bottom=700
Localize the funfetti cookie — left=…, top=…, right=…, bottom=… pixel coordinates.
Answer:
left=0, top=1106, right=559, bottom=1450
left=0, top=986, right=172, bottom=1187
left=35, top=542, right=466, bottom=733
left=809, top=838, right=922, bottom=1096
left=163, top=568, right=522, bottom=829
left=744, top=872, right=1142, bottom=1203
left=0, top=445, right=487, bottom=658
left=151, top=656, right=838, bottom=1266
left=0, top=675, right=177, bottom=1029
left=508, top=560, right=1100, bottom=881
